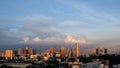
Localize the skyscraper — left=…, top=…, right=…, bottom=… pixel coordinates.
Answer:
left=93, top=48, right=108, bottom=55
left=75, top=43, right=80, bottom=57
left=5, top=49, right=14, bottom=60
left=23, top=47, right=34, bottom=57
left=18, top=48, right=22, bottom=56
left=71, top=47, right=75, bottom=57
left=60, top=45, right=66, bottom=58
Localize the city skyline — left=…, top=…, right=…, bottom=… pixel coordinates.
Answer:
left=1, top=43, right=119, bottom=68
left=0, top=0, right=120, bottom=53
left=0, top=43, right=118, bottom=55
left=0, top=43, right=108, bottom=58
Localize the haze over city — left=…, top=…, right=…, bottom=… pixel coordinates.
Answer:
left=0, top=0, right=120, bottom=53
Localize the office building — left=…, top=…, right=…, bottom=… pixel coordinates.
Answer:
left=17, top=48, right=23, bottom=56
left=60, top=45, right=66, bottom=58
left=93, top=48, right=107, bottom=55
left=5, top=49, right=14, bottom=60
left=0, top=52, right=4, bottom=57
left=23, top=47, right=35, bottom=57
left=75, top=43, right=80, bottom=57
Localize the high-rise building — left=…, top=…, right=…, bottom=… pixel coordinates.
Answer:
left=18, top=48, right=22, bottom=56
left=68, top=50, right=71, bottom=58
left=75, top=43, right=80, bottom=57
left=23, top=47, right=35, bottom=57
left=49, top=47, right=57, bottom=57
left=71, top=47, right=75, bottom=57
left=0, top=52, right=4, bottom=57
left=93, top=48, right=107, bottom=55
left=60, top=45, right=66, bottom=58
left=5, top=49, right=14, bottom=60
left=68, top=47, right=76, bottom=58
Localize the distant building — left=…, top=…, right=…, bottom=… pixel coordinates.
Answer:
left=0, top=52, right=4, bottom=57
left=68, top=50, right=72, bottom=58
left=69, top=62, right=82, bottom=68
left=112, top=64, right=120, bottom=68
left=5, top=49, right=14, bottom=60
left=17, top=48, right=23, bottom=56
left=75, top=43, right=80, bottom=57
left=48, top=47, right=57, bottom=57
left=60, top=45, right=66, bottom=58
left=68, top=47, right=75, bottom=58
left=82, top=62, right=101, bottom=68
left=30, top=54, right=38, bottom=60
left=68, top=61, right=108, bottom=68
left=93, top=48, right=107, bottom=55
left=55, top=52, right=61, bottom=57
left=23, top=47, right=35, bottom=57
left=68, top=45, right=80, bottom=58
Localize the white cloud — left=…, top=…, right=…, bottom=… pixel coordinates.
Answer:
left=64, top=35, right=87, bottom=44
left=22, top=36, right=62, bottom=44
left=32, top=37, right=41, bottom=42
left=22, top=35, right=87, bottom=44
left=23, top=37, right=30, bottom=42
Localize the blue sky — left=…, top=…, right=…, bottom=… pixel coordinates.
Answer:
left=0, top=0, right=120, bottom=52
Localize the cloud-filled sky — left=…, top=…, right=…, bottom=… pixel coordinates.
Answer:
left=0, top=0, right=120, bottom=52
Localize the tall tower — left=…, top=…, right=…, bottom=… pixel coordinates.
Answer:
left=75, top=43, right=80, bottom=57
left=60, top=45, right=66, bottom=58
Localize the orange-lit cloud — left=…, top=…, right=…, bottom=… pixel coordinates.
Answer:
left=64, top=35, right=87, bottom=44
left=22, top=35, right=87, bottom=44
left=22, top=36, right=62, bottom=43
left=32, top=37, right=41, bottom=42
left=23, top=37, right=30, bottom=42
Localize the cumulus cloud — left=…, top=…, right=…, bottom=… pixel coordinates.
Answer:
left=32, top=37, right=41, bottom=42
left=22, top=36, right=63, bottom=44
left=23, top=37, right=30, bottom=42
left=0, top=15, right=62, bottom=45
left=64, top=35, right=87, bottom=44
left=22, top=35, right=87, bottom=44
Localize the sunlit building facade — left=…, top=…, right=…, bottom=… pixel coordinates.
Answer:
left=0, top=52, right=4, bottom=57
left=60, top=45, right=66, bottom=58
left=75, top=43, right=80, bottom=57
left=5, top=49, right=14, bottom=60
left=93, top=48, right=107, bottom=55
left=23, top=47, right=35, bottom=57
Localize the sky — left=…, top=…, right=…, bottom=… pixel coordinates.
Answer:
left=0, top=0, right=120, bottom=53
